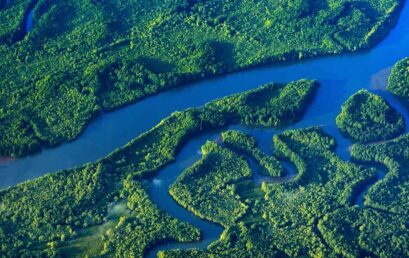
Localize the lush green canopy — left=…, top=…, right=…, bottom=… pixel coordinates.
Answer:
left=336, top=89, right=405, bottom=143
left=388, top=57, right=409, bottom=105
left=0, top=0, right=403, bottom=156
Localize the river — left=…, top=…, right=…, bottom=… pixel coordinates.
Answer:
left=1, top=1, right=409, bottom=257
left=1, top=2, right=409, bottom=187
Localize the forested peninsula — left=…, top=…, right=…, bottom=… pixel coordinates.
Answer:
left=0, top=0, right=404, bottom=157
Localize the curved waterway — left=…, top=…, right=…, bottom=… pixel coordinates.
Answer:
left=145, top=126, right=299, bottom=257
left=146, top=131, right=224, bottom=257
left=1, top=1, right=409, bottom=257
left=354, top=165, right=387, bottom=207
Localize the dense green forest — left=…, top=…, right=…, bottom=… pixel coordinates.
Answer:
left=351, top=134, right=409, bottom=215
left=169, top=142, right=251, bottom=227
left=2, top=54, right=409, bottom=256
left=388, top=57, right=409, bottom=105
left=162, top=127, right=409, bottom=257
left=221, top=130, right=285, bottom=177
left=0, top=80, right=318, bottom=256
left=336, top=89, right=405, bottom=143
left=0, top=0, right=403, bottom=157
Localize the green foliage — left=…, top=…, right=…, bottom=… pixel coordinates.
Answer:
left=262, top=127, right=375, bottom=257
left=162, top=127, right=408, bottom=257
left=221, top=130, right=285, bottom=177
left=0, top=0, right=402, bottom=156
left=0, top=79, right=318, bottom=158
left=0, top=162, right=110, bottom=256
left=0, top=81, right=317, bottom=256
left=169, top=142, right=251, bottom=227
left=336, top=89, right=405, bottom=143
left=207, top=80, right=319, bottom=127
left=319, top=207, right=409, bottom=257
left=388, top=57, right=409, bottom=105
left=101, top=179, right=200, bottom=257
left=162, top=222, right=282, bottom=258
left=351, top=133, right=409, bottom=215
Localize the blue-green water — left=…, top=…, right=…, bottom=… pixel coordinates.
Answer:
left=1, top=1, right=409, bottom=256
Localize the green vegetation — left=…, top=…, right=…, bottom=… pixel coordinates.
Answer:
left=2, top=71, right=409, bottom=256
left=169, top=142, right=251, bottom=227
left=336, top=89, right=405, bottom=143
left=160, top=127, right=409, bottom=257
left=262, top=127, right=376, bottom=257
left=100, top=179, right=201, bottom=257
left=221, top=130, right=285, bottom=177
left=351, top=133, right=409, bottom=215
left=161, top=128, right=375, bottom=257
left=0, top=78, right=318, bottom=157
left=0, top=80, right=318, bottom=256
left=160, top=128, right=409, bottom=257
left=319, top=207, right=409, bottom=257
left=0, top=0, right=402, bottom=157
left=388, top=57, right=409, bottom=105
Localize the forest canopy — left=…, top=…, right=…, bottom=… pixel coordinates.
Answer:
left=0, top=0, right=403, bottom=156
left=388, top=57, right=409, bottom=105
left=336, top=89, right=405, bottom=143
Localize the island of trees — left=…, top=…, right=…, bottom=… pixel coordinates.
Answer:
left=336, top=89, right=405, bottom=143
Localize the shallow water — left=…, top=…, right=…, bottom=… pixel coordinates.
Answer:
left=1, top=1, right=409, bottom=256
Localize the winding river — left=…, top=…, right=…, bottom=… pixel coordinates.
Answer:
left=1, top=1, right=409, bottom=256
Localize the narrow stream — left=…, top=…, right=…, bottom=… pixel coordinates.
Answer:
left=145, top=125, right=299, bottom=257
left=354, top=166, right=387, bottom=207
left=146, top=131, right=224, bottom=258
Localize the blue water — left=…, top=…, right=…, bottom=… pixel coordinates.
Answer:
left=1, top=1, right=409, bottom=256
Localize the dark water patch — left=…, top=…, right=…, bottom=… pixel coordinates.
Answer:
left=0, top=0, right=8, bottom=10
